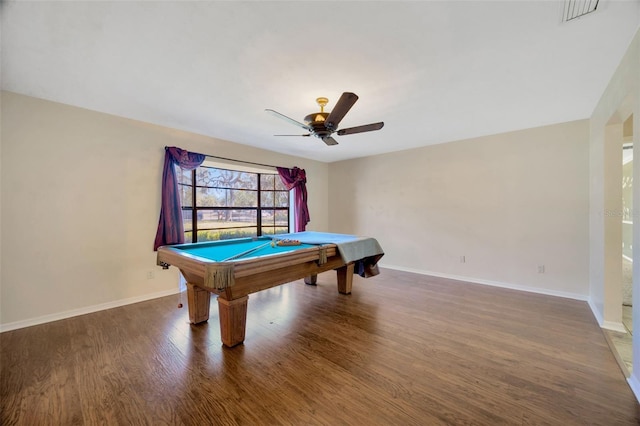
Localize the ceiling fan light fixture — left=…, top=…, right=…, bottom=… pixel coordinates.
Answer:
left=304, top=112, right=328, bottom=123
left=304, top=97, right=330, bottom=123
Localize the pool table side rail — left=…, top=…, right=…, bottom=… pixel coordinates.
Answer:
left=157, top=244, right=341, bottom=292
left=225, top=254, right=348, bottom=298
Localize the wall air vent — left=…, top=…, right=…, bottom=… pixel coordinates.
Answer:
left=563, top=0, right=599, bottom=22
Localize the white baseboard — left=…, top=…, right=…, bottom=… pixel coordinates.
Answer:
left=0, top=288, right=179, bottom=333
left=380, top=263, right=589, bottom=301
left=588, top=298, right=604, bottom=325
left=587, top=298, right=629, bottom=332
left=602, top=320, right=628, bottom=333
left=628, top=375, right=640, bottom=403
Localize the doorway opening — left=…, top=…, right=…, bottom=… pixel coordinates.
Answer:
left=620, top=116, right=634, bottom=373
left=605, top=113, right=634, bottom=376
left=622, top=140, right=633, bottom=335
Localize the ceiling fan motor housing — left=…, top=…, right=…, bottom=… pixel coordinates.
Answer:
left=308, top=121, right=333, bottom=138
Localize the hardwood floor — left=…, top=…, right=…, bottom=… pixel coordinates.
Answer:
left=2, top=268, right=639, bottom=425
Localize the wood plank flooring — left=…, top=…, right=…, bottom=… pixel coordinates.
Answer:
left=2, top=268, right=639, bottom=425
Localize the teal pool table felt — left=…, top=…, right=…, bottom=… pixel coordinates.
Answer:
left=173, top=237, right=320, bottom=262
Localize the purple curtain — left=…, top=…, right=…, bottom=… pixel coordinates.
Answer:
left=277, top=166, right=310, bottom=232
left=153, top=147, right=206, bottom=250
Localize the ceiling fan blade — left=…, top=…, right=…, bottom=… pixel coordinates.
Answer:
left=322, top=136, right=339, bottom=146
left=337, top=122, right=384, bottom=136
left=325, top=92, right=358, bottom=129
left=274, top=134, right=311, bottom=137
left=265, top=109, right=312, bottom=131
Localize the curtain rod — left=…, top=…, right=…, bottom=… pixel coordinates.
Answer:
left=165, top=146, right=293, bottom=170
left=204, top=154, right=281, bottom=170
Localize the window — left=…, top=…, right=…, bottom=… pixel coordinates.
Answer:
left=177, top=164, right=290, bottom=242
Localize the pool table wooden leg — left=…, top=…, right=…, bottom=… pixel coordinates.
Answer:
left=186, top=283, right=211, bottom=324
left=336, top=263, right=355, bottom=294
left=217, top=296, right=249, bottom=347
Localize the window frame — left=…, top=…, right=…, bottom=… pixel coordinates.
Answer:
left=178, top=164, right=291, bottom=243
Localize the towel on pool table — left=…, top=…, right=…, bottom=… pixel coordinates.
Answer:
left=273, top=231, right=384, bottom=277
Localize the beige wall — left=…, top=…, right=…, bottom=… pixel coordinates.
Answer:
left=0, top=91, right=329, bottom=328
left=589, top=28, right=639, bottom=394
left=329, top=120, right=590, bottom=298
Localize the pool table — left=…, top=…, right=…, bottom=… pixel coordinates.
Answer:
left=157, top=232, right=383, bottom=347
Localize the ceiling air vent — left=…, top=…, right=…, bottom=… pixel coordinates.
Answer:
left=563, top=0, right=599, bottom=22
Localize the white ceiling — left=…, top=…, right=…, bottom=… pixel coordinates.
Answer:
left=2, top=1, right=639, bottom=163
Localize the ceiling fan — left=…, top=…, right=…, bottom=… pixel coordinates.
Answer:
left=265, top=92, right=384, bottom=146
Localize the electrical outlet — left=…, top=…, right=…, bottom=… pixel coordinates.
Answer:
left=147, top=271, right=155, bottom=280
left=538, top=265, right=545, bottom=273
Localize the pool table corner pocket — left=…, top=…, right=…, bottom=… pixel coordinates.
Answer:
left=304, top=274, right=318, bottom=285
